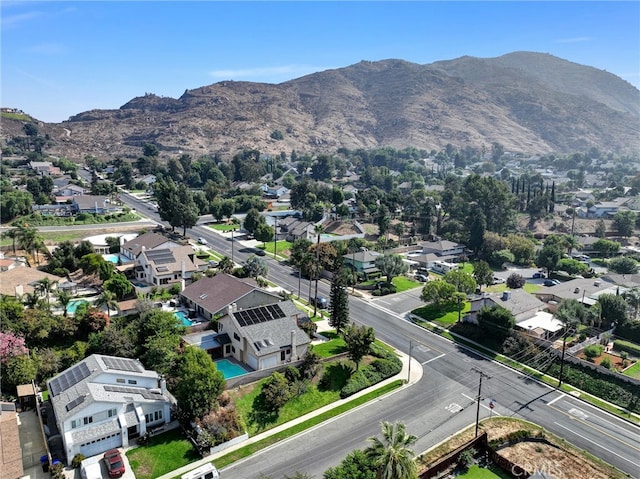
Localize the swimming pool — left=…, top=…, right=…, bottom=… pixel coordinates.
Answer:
left=215, top=359, right=249, bottom=379
left=102, top=254, right=131, bottom=264
left=67, top=300, right=89, bottom=314
left=174, top=310, right=193, bottom=327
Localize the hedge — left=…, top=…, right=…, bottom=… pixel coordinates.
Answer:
left=613, top=340, right=640, bottom=358
left=339, top=344, right=402, bottom=398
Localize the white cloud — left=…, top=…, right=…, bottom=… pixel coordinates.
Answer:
left=555, top=37, right=591, bottom=44
left=208, top=64, right=333, bottom=82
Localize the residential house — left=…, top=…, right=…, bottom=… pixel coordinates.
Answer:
left=217, top=301, right=311, bottom=370
left=46, top=354, right=172, bottom=462
left=420, top=240, right=466, bottom=259
left=29, top=161, right=60, bottom=176
left=260, top=184, right=289, bottom=199
left=535, top=277, right=623, bottom=312
left=57, top=184, right=86, bottom=196
left=0, top=258, right=21, bottom=272
left=31, top=203, right=75, bottom=216
left=0, top=402, right=23, bottom=479
left=343, top=250, right=382, bottom=276
left=180, top=274, right=281, bottom=321
left=576, top=197, right=634, bottom=218
left=0, top=265, right=61, bottom=297
left=135, top=245, right=206, bottom=287
left=121, top=232, right=180, bottom=261
left=277, top=217, right=316, bottom=242
left=72, top=196, right=121, bottom=215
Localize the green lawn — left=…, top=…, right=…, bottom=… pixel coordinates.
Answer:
left=392, top=276, right=421, bottom=292
left=523, top=283, right=542, bottom=294
left=208, top=223, right=239, bottom=232
left=312, top=331, right=347, bottom=357
left=127, top=428, right=199, bottom=479
left=412, top=302, right=471, bottom=326
left=262, top=240, right=292, bottom=256
left=457, top=465, right=515, bottom=479
left=10, top=212, right=140, bottom=227
left=622, top=360, right=640, bottom=379
left=232, top=360, right=352, bottom=435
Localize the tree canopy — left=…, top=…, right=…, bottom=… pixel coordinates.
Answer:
left=175, top=346, right=225, bottom=419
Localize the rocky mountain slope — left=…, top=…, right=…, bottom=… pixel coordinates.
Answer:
left=3, top=52, right=639, bottom=161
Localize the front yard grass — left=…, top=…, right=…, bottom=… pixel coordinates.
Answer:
left=392, top=276, right=421, bottom=292
left=312, top=331, right=347, bottom=357
left=127, top=428, right=199, bottom=479
left=261, top=240, right=292, bottom=257
left=457, top=465, right=512, bottom=479
left=208, top=223, right=239, bottom=232
left=622, top=360, right=640, bottom=379
left=412, top=302, right=470, bottom=327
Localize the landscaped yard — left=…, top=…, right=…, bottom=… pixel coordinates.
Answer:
left=392, top=276, right=421, bottom=292
left=413, top=302, right=471, bottom=326
left=208, top=223, right=239, bottom=232
left=262, top=240, right=292, bottom=256
left=457, top=465, right=512, bottom=479
left=127, top=428, right=199, bottom=479
left=312, top=331, right=347, bottom=357
left=622, top=360, right=640, bottom=379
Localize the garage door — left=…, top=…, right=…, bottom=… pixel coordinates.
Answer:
left=261, top=355, right=277, bottom=370
left=80, top=432, right=122, bottom=458
left=246, top=353, right=258, bottom=371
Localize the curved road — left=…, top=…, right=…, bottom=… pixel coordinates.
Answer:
left=117, top=190, right=640, bottom=478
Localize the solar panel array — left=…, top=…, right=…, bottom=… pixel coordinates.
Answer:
left=104, top=385, right=165, bottom=400
left=65, top=395, right=86, bottom=412
left=103, top=357, right=144, bottom=373
left=145, top=249, right=175, bottom=264
left=49, top=362, right=91, bottom=397
left=234, top=304, right=285, bottom=327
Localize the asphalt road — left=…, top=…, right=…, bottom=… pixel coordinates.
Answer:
left=115, top=190, right=640, bottom=478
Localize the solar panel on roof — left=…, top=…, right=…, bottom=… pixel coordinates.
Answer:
left=65, top=395, right=86, bottom=412
left=104, top=385, right=164, bottom=400
left=146, top=249, right=175, bottom=264
left=49, top=362, right=91, bottom=396
left=234, top=303, right=285, bottom=327
left=103, top=357, right=144, bottom=372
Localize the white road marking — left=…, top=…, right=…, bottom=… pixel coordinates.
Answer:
left=422, top=353, right=445, bottom=365
left=568, top=407, right=589, bottom=420
left=446, top=403, right=463, bottom=413
left=547, top=393, right=565, bottom=406
left=553, top=422, right=640, bottom=467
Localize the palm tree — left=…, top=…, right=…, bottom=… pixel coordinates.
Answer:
left=312, top=223, right=325, bottom=317
left=623, top=288, right=640, bottom=320
left=22, top=291, right=42, bottom=309
left=96, top=289, right=118, bottom=318
left=56, top=290, right=73, bottom=317
left=366, top=421, right=418, bottom=479
left=564, top=235, right=580, bottom=256
left=35, top=277, right=58, bottom=308
left=16, top=225, right=44, bottom=265
left=1, top=228, right=19, bottom=254
left=218, top=256, right=234, bottom=274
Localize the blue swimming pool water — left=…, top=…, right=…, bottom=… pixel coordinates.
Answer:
left=174, top=310, right=193, bottom=326
left=215, top=359, right=249, bottom=379
left=67, top=300, right=89, bottom=314
left=103, top=254, right=120, bottom=264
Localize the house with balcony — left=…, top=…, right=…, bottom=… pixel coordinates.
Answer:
left=46, top=354, right=172, bottom=463
left=121, top=232, right=181, bottom=261
left=134, top=245, right=206, bottom=288
left=216, top=301, right=311, bottom=371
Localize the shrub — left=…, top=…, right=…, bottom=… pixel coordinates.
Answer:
left=613, top=340, right=640, bottom=358
left=71, top=454, right=86, bottom=468
left=600, top=356, right=612, bottom=369
left=583, top=344, right=604, bottom=361
left=457, top=448, right=476, bottom=472
left=506, top=273, right=526, bottom=289
left=370, top=358, right=402, bottom=377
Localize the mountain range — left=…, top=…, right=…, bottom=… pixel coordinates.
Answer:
left=4, top=52, right=640, bottom=161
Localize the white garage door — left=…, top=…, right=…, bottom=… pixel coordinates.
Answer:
left=80, top=432, right=122, bottom=458
left=261, top=355, right=277, bottom=370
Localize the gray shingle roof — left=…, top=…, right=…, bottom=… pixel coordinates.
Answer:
left=180, top=274, right=259, bottom=316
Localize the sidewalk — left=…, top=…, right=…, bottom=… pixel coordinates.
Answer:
left=155, top=342, right=423, bottom=479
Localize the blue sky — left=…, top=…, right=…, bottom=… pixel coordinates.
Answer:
left=2, top=1, right=639, bottom=123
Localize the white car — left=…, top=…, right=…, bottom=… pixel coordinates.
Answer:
left=492, top=276, right=506, bottom=284
left=197, top=237, right=207, bottom=245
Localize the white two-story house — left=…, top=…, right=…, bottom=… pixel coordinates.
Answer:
left=47, top=354, right=173, bottom=462
left=135, top=245, right=206, bottom=287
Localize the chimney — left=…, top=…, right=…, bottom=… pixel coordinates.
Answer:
left=181, top=260, right=186, bottom=279
left=227, top=304, right=234, bottom=317
left=160, top=377, right=166, bottom=395
left=502, top=291, right=511, bottom=301
left=290, top=330, right=296, bottom=360
left=232, top=302, right=237, bottom=312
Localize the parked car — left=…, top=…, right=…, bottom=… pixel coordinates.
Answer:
left=311, top=296, right=328, bottom=309
left=103, top=449, right=125, bottom=478
left=492, top=276, right=506, bottom=285
left=80, top=461, right=102, bottom=479
left=197, top=237, right=207, bottom=245
left=254, top=248, right=266, bottom=256
left=532, top=271, right=546, bottom=279
left=415, top=274, right=428, bottom=282
left=544, top=279, right=561, bottom=286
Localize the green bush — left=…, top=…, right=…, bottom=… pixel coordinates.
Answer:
left=71, top=454, right=86, bottom=468
left=583, top=344, right=604, bottom=361
left=613, top=340, right=640, bottom=358
left=600, top=356, right=612, bottom=369
left=370, top=358, right=402, bottom=377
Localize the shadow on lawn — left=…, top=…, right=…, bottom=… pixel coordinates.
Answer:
left=246, top=392, right=280, bottom=431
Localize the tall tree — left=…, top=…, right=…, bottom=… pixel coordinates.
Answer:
left=254, top=223, right=274, bottom=249
left=374, top=253, right=408, bottom=284
left=244, top=256, right=268, bottom=279
left=174, top=346, right=225, bottom=419
left=365, top=422, right=418, bottom=479
left=613, top=211, right=636, bottom=238
left=623, top=288, right=640, bottom=321
left=329, top=269, right=350, bottom=334
left=313, top=224, right=325, bottom=317
left=342, top=323, right=375, bottom=370
left=472, top=261, right=493, bottom=291
left=95, top=290, right=117, bottom=318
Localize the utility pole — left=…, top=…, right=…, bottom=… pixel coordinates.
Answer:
left=472, top=368, right=491, bottom=437
left=273, top=217, right=278, bottom=260
left=407, top=340, right=413, bottom=383
left=231, top=227, right=236, bottom=265
left=558, top=324, right=573, bottom=388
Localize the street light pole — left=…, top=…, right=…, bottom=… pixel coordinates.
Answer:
left=407, top=340, right=413, bottom=383
left=231, top=227, right=235, bottom=265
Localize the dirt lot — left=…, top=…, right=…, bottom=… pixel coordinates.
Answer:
left=418, top=417, right=627, bottom=479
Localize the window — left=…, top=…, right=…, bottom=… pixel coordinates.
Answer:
left=71, top=419, right=79, bottom=429
left=233, top=332, right=240, bottom=341
left=108, top=408, right=117, bottom=418
left=84, top=416, right=93, bottom=425
left=128, top=379, right=137, bottom=385
left=281, top=350, right=286, bottom=361
left=116, top=378, right=125, bottom=383
left=154, top=410, right=163, bottom=421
